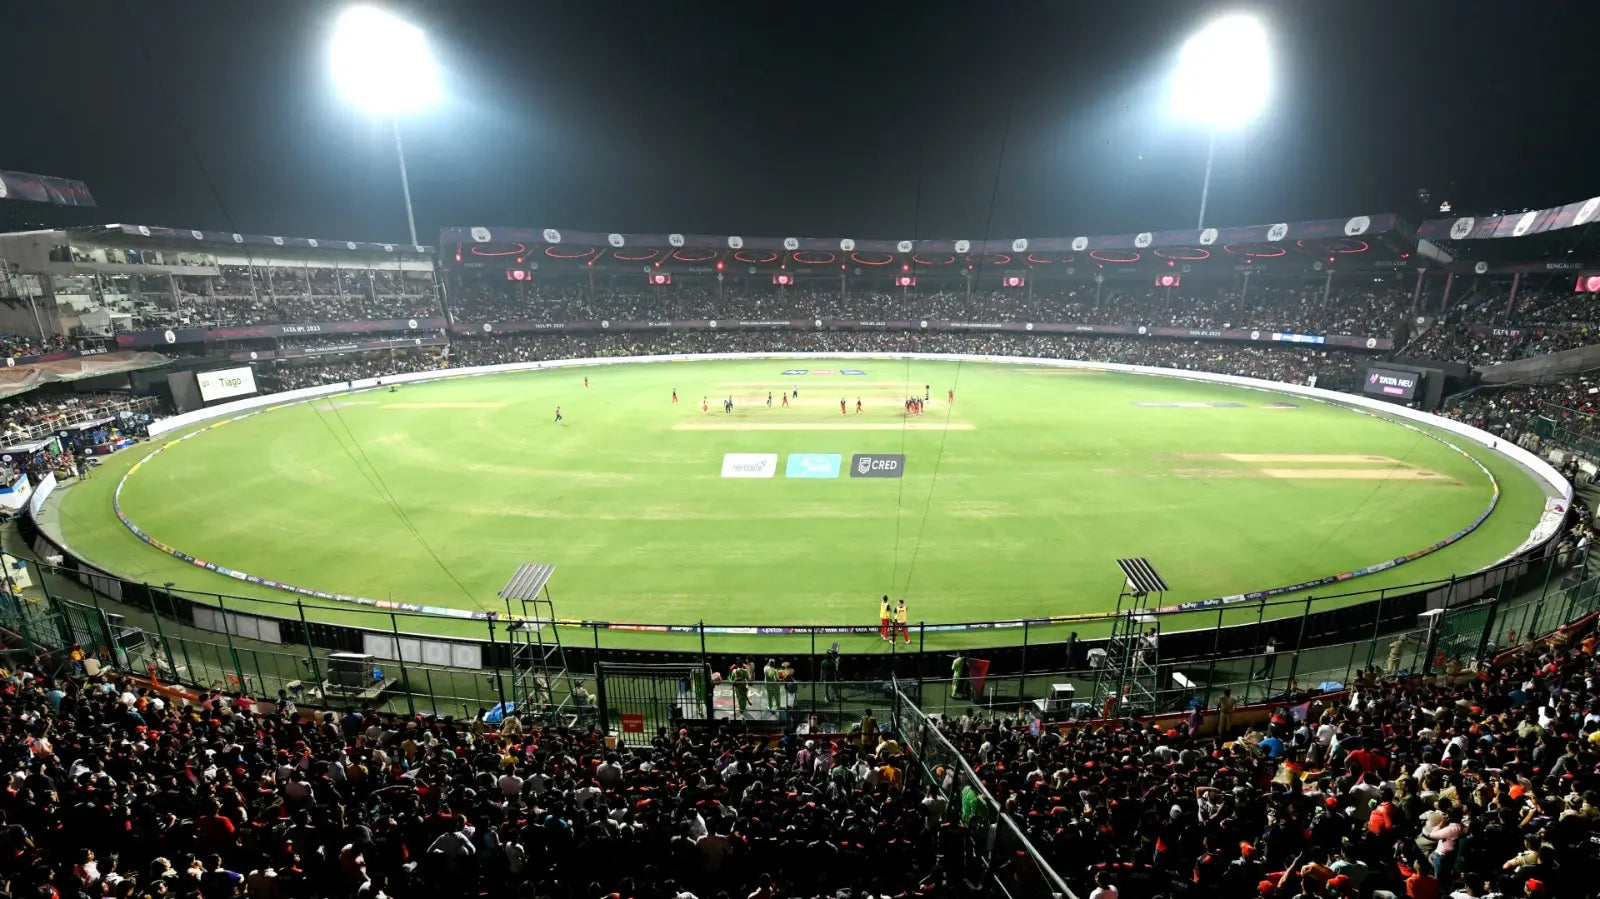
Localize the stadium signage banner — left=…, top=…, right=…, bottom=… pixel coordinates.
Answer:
left=1363, top=367, right=1419, bottom=400
left=450, top=319, right=1394, bottom=350
left=785, top=453, right=842, bottom=479
left=720, top=453, right=778, bottom=478
left=850, top=454, right=906, bottom=478
left=196, top=366, right=258, bottom=402
left=116, top=317, right=448, bottom=348
left=231, top=336, right=449, bottom=361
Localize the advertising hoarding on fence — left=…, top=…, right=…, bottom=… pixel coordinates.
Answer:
left=197, top=367, right=258, bottom=403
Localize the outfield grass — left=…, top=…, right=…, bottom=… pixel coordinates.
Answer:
left=52, top=359, right=1548, bottom=651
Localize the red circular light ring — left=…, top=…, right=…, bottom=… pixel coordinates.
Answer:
left=985, top=254, right=1013, bottom=265
left=1294, top=238, right=1370, bottom=255
left=612, top=249, right=660, bottom=261
left=851, top=252, right=893, bottom=266
left=793, top=251, right=837, bottom=265
left=544, top=246, right=596, bottom=259
left=671, top=249, right=719, bottom=262
left=1153, top=247, right=1211, bottom=261
left=734, top=250, right=780, bottom=264
left=1089, top=249, right=1141, bottom=263
left=1222, top=244, right=1286, bottom=258
left=912, top=254, right=955, bottom=266
left=471, top=243, right=527, bottom=257
left=1026, top=254, right=1055, bottom=264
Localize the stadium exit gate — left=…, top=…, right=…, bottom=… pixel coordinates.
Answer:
left=594, top=661, right=714, bottom=746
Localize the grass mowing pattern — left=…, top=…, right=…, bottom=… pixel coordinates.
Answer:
left=56, top=360, right=1548, bottom=650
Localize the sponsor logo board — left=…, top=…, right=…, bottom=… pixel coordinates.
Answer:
left=841, top=369, right=866, bottom=376
left=785, top=453, right=842, bottom=479
left=850, top=453, right=906, bottom=478
left=781, top=369, right=808, bottom=376
left=721, top=453, right=778, bottom=478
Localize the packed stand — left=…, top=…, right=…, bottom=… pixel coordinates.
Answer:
left=0, top=331, right=73, bottom=360
left=1441, top=375, right=1600, bottom=453
left=943, top=622, right=1600, bottom=899
left=443, top=276, right=1410, bottom=335
left=138, top=266, right=443, bottom=329
left=450, top=330, right=1364, bottom=391
left=0, top=664, right=992, bottom=899
left=260, top=349, right=445, bottom=392
left=1408, top=282, right=1600, bottom=366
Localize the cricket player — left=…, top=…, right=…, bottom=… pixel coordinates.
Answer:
left=855, top=398, right=862, bottom=413
left=896, top=599, right=910, bottom=644
left=879, top=595, right=892, bottom=640
left=554, top=406, right=563, bottom=423
left=672, top=388, right=678, bottom=403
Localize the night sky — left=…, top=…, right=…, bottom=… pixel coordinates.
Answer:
left=6, top=1, right=1597, bottom=243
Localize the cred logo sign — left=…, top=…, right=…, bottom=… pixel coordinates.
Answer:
left=850, top=454, right=906, bottom=478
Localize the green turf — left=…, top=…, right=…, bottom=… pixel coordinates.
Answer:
left=49, top=359, right=1551, bottom=654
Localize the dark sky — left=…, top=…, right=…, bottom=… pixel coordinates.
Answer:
left=6, top=1, right=1597, bottom=243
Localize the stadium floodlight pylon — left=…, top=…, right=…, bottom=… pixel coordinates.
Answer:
left=1093, top=558, right=1170, bottom=718
left=1170, top=13, right=1272, bottom=230
left=497, top=563, right=575, bottom=724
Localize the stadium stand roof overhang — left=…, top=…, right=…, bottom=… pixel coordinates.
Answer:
left=1416, top=194, right=1600, bottom=276
left=79, top=224, right=434, bottom=258
left=441, top=214, right=1423, bottom=278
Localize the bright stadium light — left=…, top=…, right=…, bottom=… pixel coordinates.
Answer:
left=1170, top=13, right=1271, bottom=230
left=330, top=5, right=442, bottom=246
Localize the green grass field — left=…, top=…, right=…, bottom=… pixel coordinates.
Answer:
left=50, top=359, right=1549, bottom=650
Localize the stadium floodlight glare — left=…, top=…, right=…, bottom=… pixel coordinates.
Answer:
left=330, top=5, right=441, bottom=246
left=330, top=6, right=440, bottom=115
left=1170, top=13, right=1271, bottom=230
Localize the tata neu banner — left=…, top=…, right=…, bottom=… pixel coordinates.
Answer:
left=850, top=454, right=906, bottom=478
left=1363, top=367, right=1419, bottom=401
left=721, top=453, right=778, bottom=478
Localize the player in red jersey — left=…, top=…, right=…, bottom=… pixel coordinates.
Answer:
left=702, top=397, right=708, bottom=413
left=948, top=388, right=954, bottom=403
left=840, top=398, right=847, bottom=415
left=584, top=376, right=589, bottom=388
left=672, top=388, right=678, bottom=403
left=781, top=392, right=789, bottom=407
left=855, top=398, right=863, bottom=413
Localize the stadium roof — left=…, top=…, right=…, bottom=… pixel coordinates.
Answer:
left=77, top=224, right=432, bottom=256
left=441, top=213, right=1412, bottom=275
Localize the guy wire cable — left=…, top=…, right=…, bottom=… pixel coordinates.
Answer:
left=900, top=108, right=1013, bottom=603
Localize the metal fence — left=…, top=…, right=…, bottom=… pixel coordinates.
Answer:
left=889, top=679, right=1076, bottom=899
left=11, top=501, right=1590, bottom=723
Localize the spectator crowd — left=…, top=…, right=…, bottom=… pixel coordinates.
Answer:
left=938, top=618, right=1600, bottom=899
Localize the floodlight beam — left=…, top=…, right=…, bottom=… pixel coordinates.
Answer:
left=393, top=119, right=418, bottom=247
left=330, top=5, right=438, bottom=246
left=1196, top=132, right=1216, bottom=231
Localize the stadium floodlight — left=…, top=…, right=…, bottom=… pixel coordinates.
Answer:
left=330, top=5, right=442, bottom=246
left=1170, top=13, right=1271, bottom=230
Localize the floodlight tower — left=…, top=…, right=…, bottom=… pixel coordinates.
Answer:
left=1170, top=13, right=1271, bottom=231
left=330, top=5, right=442, bottom=247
